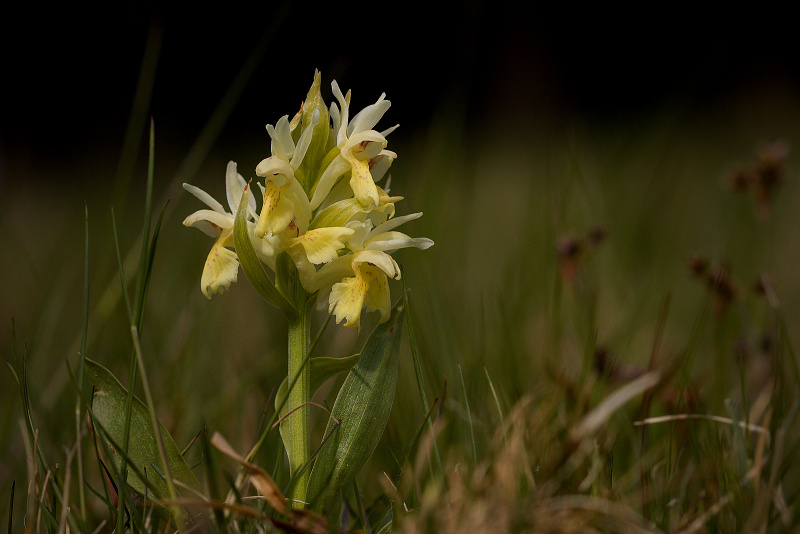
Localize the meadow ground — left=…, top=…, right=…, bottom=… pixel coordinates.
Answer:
left=3, top=19, right=800, bottom=533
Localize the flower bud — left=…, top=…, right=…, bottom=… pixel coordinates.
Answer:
left=297, top=70, right=330, bottom=193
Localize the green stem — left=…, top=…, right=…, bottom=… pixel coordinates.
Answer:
left=287, top=284, right=312, bottom=506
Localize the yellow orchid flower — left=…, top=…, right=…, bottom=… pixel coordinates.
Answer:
left=309, top=82, right=398, bottom=211
left=313, top=213, right=433, bottom=327
left=182, top=161, right=258, bottom=298
left=284, top=225, right=356, bottom=291
left=254, top=109, right=320, bottom=236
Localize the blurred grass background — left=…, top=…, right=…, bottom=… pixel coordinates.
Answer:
left=3, top=4, right=800, bottom=530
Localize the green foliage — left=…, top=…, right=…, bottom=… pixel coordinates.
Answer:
left=275, top=353, right=360, bottom=445
left=86, top=359, right=200, bottom=502
left=306, top=299, right=405, bottom=515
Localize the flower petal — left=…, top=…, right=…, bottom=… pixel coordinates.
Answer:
left=330, top=101, right=341, bottom=141
left=256, top=180, right=295, bottom=237
left=250, top=230, right=280, bottom=271
left=329, top=274, right=367, bottom=327
left=331, top=80, right=350, bottom=146
left=309, top=155, right=350, bottom=210
left=344, top=150, right=380, bottom=208
left=255, top=156, right=294, bottom=182
left=369, top=150, right=396, bottom=183
left=312, top=255, right=355, bottom=292
left=291, top=226, right=354, bottom=264
left=255, top=168, right=312, bottom=237
left=365, top=231, right=434, bottom=252
left=379, top=124, right=399, bottom=137
left=372, top=212, right=423, bottom=234
left=267, top=115, right=294, bottom=162
left=362, top=264, right=391, bottom=323
left=225, top=161, right=256, bottom=217
left=183, top=183, right=227, bottom=214
left=200, top=238, right=239, bottom=298
left=183, top=209, right=233, bottom=237
left=353, top=249, right=400, bottom=279
left=348, top=93, right=390, bottom=136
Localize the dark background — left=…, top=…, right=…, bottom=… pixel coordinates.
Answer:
left=2, top=4, right=799, bottom=190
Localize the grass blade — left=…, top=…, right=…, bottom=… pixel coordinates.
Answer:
left=458, top=361, right=478, bottom=466
left=401, top=279, right=445, bottom=482
left=484, top=366, right=508, bottom=448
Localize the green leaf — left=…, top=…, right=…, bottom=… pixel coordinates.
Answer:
left=306, top=299, right=405, bottom=513
left=233, top=184, right=297, bottom=317
left=274, top=353, right=361, bottom=417
left=85, top=359, right=200, bottom=501
left=275, top=353, right=361, bottom=456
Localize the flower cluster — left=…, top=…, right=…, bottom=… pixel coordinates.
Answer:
left=183, top=71, right=432, bottom=327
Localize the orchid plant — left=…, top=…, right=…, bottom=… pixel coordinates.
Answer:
left=182, top=71, right=432, bottom=511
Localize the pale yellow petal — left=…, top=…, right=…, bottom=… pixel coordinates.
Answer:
left=250, top=231, right=280, bottom=271
left=329, top=274, right=368, bottom=328
left=309, top=155, right=349, bottom=210
left=201, top=239, right=239, bottom=299
left=353, top=249, right=400, bottom=279
left=285, top=245, right=318, bottom=292
left=255, top=156, right=294, bottom=181
left=291, top=227, right=354, bottom=265
left=256, top=181, right=294, bottom=237
left=312, top=255, right=355, bottom=293
left=225, top=161, right=256, bottom=216
left=362, top=265, right=391, bottom=323
left=183, top=209, right=232, bottom=237
left=365, top=231, right=434, bottom=252
left=343, top=149, right=380, bottom=208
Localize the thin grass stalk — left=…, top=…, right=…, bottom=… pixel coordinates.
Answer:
left=57, top=442, right=78, bottom=534
left=457, top=361, right=478, bottom=466
left=129, top=325, right=183, bottom=529
left=133, top=119, right=156, bottom=330
left=72, top=202, right=90, bottom=521
left=639, top=292, right=670, bottom=520
left=401, top=282, right=445, bottom=483
left=6, top=480, right=14, bottom=534
left=11, top=341, right=88, bottom=534
left=352, top=480, right=370, bottom=534
left=111, top=23, right=162, bottom=223
left=484, top=366, right=508, bottom=448
left=118, top=119, right=156, bottom=534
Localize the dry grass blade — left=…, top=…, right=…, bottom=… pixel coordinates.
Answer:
left=633, top=414, right=771, bottom=446
left=676, top=492, right=734, bottom=534
left=570, top=371, right=661, bottom=443
left=205, top=433, right=351, bottom=533
left=210, top=432, right=287, bottom=515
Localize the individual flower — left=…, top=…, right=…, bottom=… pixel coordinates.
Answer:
left=182, top=161, right=257, bottom=298
left=313, top=213, right=434, bottom=327
left=309, top=81, right=398, bottom=211
left=254, top=109, right=320, bottom=237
